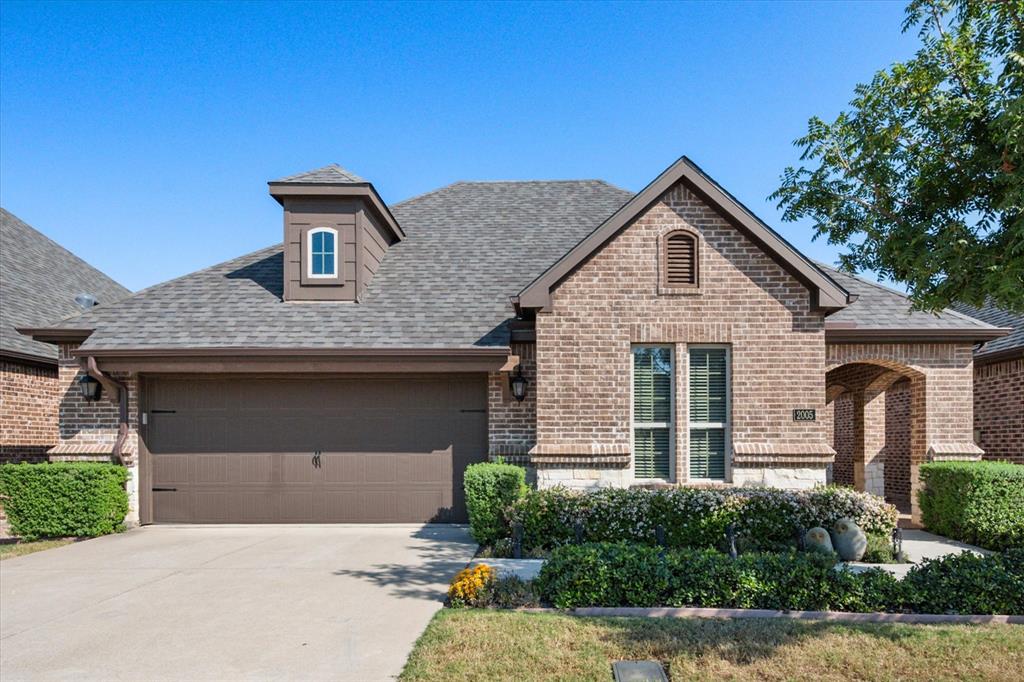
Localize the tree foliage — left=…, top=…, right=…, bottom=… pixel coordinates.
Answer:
left=773, top=0, right=1024, bottom=311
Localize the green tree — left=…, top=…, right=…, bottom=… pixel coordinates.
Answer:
left=773, top=0, right=1023, bottom=312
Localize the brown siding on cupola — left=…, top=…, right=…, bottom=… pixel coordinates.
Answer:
left=282, top=198, right=359, bottom=301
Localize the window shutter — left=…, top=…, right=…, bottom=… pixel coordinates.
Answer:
left=689, top=428, right=726, bottom=480
left=633, top=347, right=672, bottom=480
left=689, top=348, right=726, bottom=423
left=634, top=428, right=671, bottom=479
left=688, top=348, right=727, bottom=480
left=633, top=348, right=671, bottom=423
left=665, top=233, right=696, bottom=286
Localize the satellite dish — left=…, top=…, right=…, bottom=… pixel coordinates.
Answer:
left=74, top=293, right=98, bottom=310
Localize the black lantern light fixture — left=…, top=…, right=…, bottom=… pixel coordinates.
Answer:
left=509, top=365, right=529, bottom=402
left=78, top=374, right=102, bottom=401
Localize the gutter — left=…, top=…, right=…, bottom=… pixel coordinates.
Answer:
left=84, top=356, right=128, bottom=464
left=825, top=327, right=1011, bottom=344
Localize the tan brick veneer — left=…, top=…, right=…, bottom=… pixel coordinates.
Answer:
left=0, top=358, right=60, bottom=460
left=973, top=358, right=1023, bottom=465
left=533, top=180, right=833, bottom=486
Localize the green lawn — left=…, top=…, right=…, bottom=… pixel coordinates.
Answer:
left=402, top=609, right=1024, bottom=681
left=0, top=538, right=76, bottom=560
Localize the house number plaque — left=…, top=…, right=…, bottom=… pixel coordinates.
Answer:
left=793, top=409, right=816, bottom=422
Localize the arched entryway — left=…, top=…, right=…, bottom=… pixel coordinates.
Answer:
left=825, top=343, right=983, bottom=526
left=825, top=362, right=923, bottom=514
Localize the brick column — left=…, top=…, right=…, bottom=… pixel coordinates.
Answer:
left=853, top=388, right=886, bottom=498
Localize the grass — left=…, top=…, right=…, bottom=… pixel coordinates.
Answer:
left=402, top=609, right=1024, bottom=681
left=0, top=538, right=76, bottom=560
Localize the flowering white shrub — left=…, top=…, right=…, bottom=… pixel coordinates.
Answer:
left=506, top=484, right=898, bottom=552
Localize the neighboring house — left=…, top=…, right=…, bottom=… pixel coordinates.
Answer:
left=21, top=158, right=1008, bottom=527
left=1, top=208, right=130, bottom=460
left=951, top=301, right=1023, bottom=465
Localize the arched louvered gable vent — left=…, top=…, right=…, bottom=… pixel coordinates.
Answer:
left=664, top=231, right=698, bottom=287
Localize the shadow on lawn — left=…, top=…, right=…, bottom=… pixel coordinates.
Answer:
left=590, top=615, right=927, bottom=668
left=331, top=525, right=477, bottom=600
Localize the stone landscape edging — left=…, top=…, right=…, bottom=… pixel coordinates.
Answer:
left=519, top=606, right=1024, bottom=625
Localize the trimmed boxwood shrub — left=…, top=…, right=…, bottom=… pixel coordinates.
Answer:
left=0, top=463, right=129, bottom=540
left=507, top=485, right=898, bottom=552
left=534, top=542, right=1023, bottom=614
left=919, top=460, right=1024, bottom=550
left=463, top=462, right=527, bottom=544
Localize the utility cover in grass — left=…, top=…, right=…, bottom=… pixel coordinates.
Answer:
left=612, top=660, right=669, bottom=682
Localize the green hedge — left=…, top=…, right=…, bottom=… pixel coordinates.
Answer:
left=0, top=463, right=129, bottom=540
left=464, top=462, right=527, bottom=544
left=919, top=461, right=1024, bottom=550
left=507, top=485, right=899, bottom=553
left=534, top=542, right=1023, bottom=615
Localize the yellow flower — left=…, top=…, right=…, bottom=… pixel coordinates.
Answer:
left=448, top=564, right=495, bottom=606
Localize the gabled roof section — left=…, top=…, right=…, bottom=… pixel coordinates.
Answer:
left=1, top=208, right=131, bottom=363
left=273, top=163, right=367, bottom=184
left=950, top=301, right=1023, bottom=361
left=821, top=264, right=1009, bottom=343
left=23, top=180, right=631, bottom=353
left=518, top=156, right=850, bottom=312
left=268, top=163, right=405, bottom=241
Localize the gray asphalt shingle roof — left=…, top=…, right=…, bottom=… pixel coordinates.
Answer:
left=273, top=164, right=367, bottom=184
left=47, top=180, right=632, bottom=351
left=818, top=263, right=999, bottom=333
left=949, top=301, right=1023, bottom=358
left=1, top=208, right=131, bottom=362
left=27, top=177, right=1003, bottom=353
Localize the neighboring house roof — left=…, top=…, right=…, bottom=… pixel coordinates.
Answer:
left=820, top=264, right=1006, bottom=342
left=0, top=208, right=131, bottom=363
left=29, top=181, right=632, bottom=352
left=518, top=156, right=851, bottom=311
left=949, top=301, right=1024, bottom=362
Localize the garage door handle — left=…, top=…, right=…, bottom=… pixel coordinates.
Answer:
left=152, top=487, right=177, bottom=492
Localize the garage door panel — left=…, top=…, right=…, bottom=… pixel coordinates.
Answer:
left=146, top=375, right=487, bottom=523
left=281, top=454, right=314, bottom=484
left=153, top=454, right=191, bottom=485
left=239, top=455, right=274, bottom=484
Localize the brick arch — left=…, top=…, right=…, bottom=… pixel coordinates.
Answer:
left=826, top=383, right=851, bottom=403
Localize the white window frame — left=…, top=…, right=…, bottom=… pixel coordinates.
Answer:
left=686, top=344, right=731, bottom=483
left=630, top=344, right=675, bottom=483
left=307, top=227, right=338, bottom=279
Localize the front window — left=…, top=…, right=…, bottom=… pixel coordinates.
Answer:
left=632, top=346, right=673, bottom=480
left=688, top=346, right=729, bottom=480
left=308, top=227, right=337, bottom=278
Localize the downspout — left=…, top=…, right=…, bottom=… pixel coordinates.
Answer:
left=85, top=356, right=128, bottom=464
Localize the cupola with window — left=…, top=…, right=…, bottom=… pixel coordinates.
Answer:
left=269, top=164, right=404, bottom=302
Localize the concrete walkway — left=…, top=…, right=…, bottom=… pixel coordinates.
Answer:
left=847, top=529, right=988, bottom=578
left=0, top=524, right=476, bottom=681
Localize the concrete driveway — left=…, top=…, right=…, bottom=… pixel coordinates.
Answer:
left=0, top=524, right=476, bottom=681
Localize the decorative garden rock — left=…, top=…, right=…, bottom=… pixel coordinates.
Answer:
left=804, top=527, right=834, bottom=555
left=832, top=517, right=868, bottom=561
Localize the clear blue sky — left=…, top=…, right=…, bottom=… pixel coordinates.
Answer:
left=1, top=0, right=916, bottom=292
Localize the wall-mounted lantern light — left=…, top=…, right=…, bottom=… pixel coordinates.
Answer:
left=78, top=374, right=102, bottom=401
left=509, top=365, right=529, bottom=402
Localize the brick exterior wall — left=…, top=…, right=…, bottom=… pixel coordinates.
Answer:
left=534, top=180, right=832, bottom=485
left=51, top=344, right=141, bottom=523
left=831, top=394, right=854, bottom=486
left=825, top=343, right=979, bottom=522
left=974, top=357, right=1023, bottom=465
left=884, top=380, right=911, bottom=509
left=488, top=342, right=536, bottom=465
left=0, top=358, right=60, bottom=461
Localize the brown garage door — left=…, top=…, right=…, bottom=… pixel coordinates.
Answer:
left=143, top=375, right=487, bottom=523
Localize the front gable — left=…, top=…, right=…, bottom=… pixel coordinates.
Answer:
left=518, top=156, right=849, bottom=312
